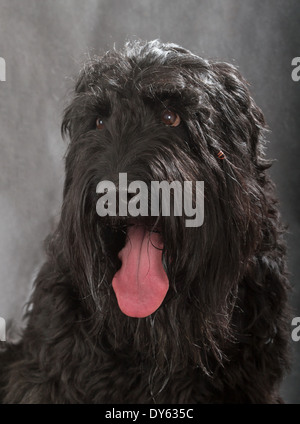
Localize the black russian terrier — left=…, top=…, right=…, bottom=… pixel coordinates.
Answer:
left=0, top=40, right=290, bottom=403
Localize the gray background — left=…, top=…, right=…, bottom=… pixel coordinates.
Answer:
left=0, top=0, right=299, bottom=403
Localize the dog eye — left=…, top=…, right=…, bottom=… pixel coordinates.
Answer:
left=96, top=118, right=105, bottom=130
left=161, top=109, right=181, bottom=127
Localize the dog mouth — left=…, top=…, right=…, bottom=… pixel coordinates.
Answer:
left=108, top=220, right=169, bottom=318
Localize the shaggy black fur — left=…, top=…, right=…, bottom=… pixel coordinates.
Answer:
left=0, top=40, right=290, bottom=403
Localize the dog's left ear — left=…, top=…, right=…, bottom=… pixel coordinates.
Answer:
left=209, top=61, right=267, bottom=162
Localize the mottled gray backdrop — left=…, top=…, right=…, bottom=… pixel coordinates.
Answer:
left=0, top=0, right=299, bottom=403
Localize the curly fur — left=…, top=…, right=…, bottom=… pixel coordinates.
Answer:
left=0, top=40, right=290, bottom=403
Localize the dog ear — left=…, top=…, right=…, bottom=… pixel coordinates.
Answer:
left=208, top=61, right=267, bottom=165
left=61, top=102, right=74, bottom=139
left=61, top=71, right=90, bottom=139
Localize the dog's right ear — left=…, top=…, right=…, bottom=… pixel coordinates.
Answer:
left=61, top=71, right=88, bottom=139
left=61, top=102, right=73, bottom=140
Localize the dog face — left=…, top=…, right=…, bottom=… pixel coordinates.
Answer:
left=59, top=39, right=273, bottom=371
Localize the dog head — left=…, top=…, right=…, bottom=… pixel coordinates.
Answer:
left=58, top=39, right=272, bottom=374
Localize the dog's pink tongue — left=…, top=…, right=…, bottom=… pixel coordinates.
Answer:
left=112, top=226, right=169, bottom=318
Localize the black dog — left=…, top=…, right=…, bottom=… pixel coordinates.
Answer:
left=0, top=40, right=290, bottom=403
